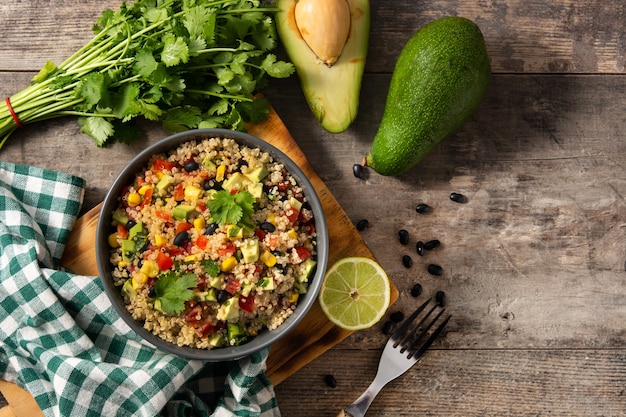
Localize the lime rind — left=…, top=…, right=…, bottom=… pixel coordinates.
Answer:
left=319, top=257, right=390, bottom=331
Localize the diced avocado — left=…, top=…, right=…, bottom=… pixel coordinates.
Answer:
left=298, top=258, right=317, bottom=282
left=112, top=209, right=129, bottom=226
left=227, top=224, right=243, bottom=239
left=245, top=164, right=269, bottom=182
left=217, top=296, right=240, bottom=321
left=241, top=282, right=254, bottom=297
left=121, top=239, right=136, bottom=262
left=289, top=196, right=303, bottom=212
left=194, top=288, right=217, bottom=302
left=247, top=182, right=263, bottom=199
left=121, top=279, right=136, bottom=298
left=293, top=280, right=308, bottom=294
left=128, top=221, right=144, bottom=240
left=240, top=239, right=259, bottom=263
left=258, top=277, right=275, bottom=291
left=172, top=204, right=195, bottom=220
left=222, top=172, right=247, bottom=192
left=209, top=275, right=223, bottom=288
left=208, top=332, right=225, bottom=347
left=227, top=322, right=248, bottom=345
left=202, top=157, right=217, bottom=171
left=156, top=174, right=174, bottom=195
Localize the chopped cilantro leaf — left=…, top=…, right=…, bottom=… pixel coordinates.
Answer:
left=154, top=273, right=197, bottom=315
left=207, top=190, right=255, bottom=228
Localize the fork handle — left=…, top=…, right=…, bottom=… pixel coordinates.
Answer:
left=337, top=377, right=387, bottom=417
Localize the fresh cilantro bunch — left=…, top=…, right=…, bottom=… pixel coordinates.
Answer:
left=153, top=272, right=197, bottom=315
left=0, top=0, right=294, bottom=148
left=207, top=189, right=255, bottom=229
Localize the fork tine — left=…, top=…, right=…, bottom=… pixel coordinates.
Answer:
left=390, top=298, right=432, bottom=346
left=407, top=311, right=450, bottom=360
left=392, top=298, right=450, bottom=359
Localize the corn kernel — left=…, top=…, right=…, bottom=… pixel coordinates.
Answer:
left=108, top=233, right=120, bottom=248
left=193, top=217, right=206, bottom=231
left=117, top=260, right=128, bottom=268
left=227, top=224, right=243, bottom=239
left=260, top=250, right=277, bottom=267
left=221, top=256, right=238, bottom=272
left=154, top=234, right=168, bottom=247
left=127, top=193, right=141, bottom=207
left=267, top=212, right=276, bottom=225
left=287, top=228, right=298, bottom=240
left=140, top=260, right=159, bottom=278
left=133, top=272, right=148, bottom=287
left=289, top=292, right=299, bottom=303
left=138, top=184, right=153, bottom=196
left=185, top=185, right=203, bottom=200
left=184, top=254, right=198, bottom=263
left=216, top=164, right=226, bottom=182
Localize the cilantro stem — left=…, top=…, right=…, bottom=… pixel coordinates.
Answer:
left=186, top=89, right=254, bottom=101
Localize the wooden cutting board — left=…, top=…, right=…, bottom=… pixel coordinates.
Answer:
left=0, top=106, right=398, bottom=417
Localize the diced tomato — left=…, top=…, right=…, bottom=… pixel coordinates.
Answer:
left=277, top=180, right=291, bottom=191
left=218, top=242, right=236, bottom=258
left=197, top=202, right=206, bottom=212
left=140, top=187, right=153, bottom=208
left=185, top=305, right=203, bottom=323
left=254, top=228, right=267, bottom=240
left=117, top=224, right=129, bottom=239
left=239, top=292, right=255, bottom=313
left=153, top=158, right=176, bottom=172
left=157, top=251, right=174, bottom=270
left=173, top=183, right=185, bottom=201
left=267, top=235, right=279, bottom=250
left=295, top=246, right=311, bottom=261
left=286, top=208, right=300, bottom=224
left=224, top=278, right=241, bottom=295
left=155, top=210, right=171, bottom=221
left=196, top=321, right=215, bottom=338
left=196, top=234, right=209, bottom=250
left=176, top=222, right=193, bottom=234
left=168, top=246, right=185, bottom=256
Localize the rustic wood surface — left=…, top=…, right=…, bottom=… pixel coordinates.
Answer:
left=2, top=0, right=626, bottom=416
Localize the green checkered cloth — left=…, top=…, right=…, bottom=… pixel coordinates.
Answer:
left=0, top=161, right=280, bottom=417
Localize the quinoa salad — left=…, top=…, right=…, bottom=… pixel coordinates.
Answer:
left=107, top=137, right=319, bottom=349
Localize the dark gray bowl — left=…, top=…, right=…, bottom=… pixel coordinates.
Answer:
left=96, top=128, right=328, bottom=361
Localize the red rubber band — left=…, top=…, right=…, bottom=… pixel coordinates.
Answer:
left=5, top=97, right=22, bottom=128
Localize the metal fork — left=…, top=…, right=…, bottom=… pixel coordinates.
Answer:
left=337, top=298, right=451, bottom=417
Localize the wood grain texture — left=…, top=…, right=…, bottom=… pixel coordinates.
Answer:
left=2, top=0, right=626, bottom=416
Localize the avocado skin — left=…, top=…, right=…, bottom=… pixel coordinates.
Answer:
left=367, top=16, right=491, bottom=176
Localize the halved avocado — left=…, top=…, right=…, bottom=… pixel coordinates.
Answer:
left=276, top=0, right=370, bottom=133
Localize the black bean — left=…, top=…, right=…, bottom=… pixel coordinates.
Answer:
left=174, top=230, right=189, bottom=247
left=260, top=222, right=276, bottom=233
left=352, top=163, right=364, bottom=178
left=125, top=220, right=137, bottom=231
left=424, top=239, right=441, bottom=251
left=147, top=286, right=157, bottom=298
left=402, top=255, right=413, bottom=268
left=390, top=311, right=404, bottom=323
left=324, top=374, right=337, bottom=388
left=435, top=290, right=446, bottom=307
left=450, top=192, right=466, bottom=203
left=416, top=241, right=425, bottom=256
left=356, top=219, right=369, bottom=231
left=183, top=160, right=199, bottom=172
left=415, top=203, right=431, bottom=213
left=203, top=178, right=222, bottom=190
left=382, top=320, right=394, bottom=335
left=205, top=222, right=219, bottom=235
left=428, top=264, right=443, bottom=276
left=216, top=289, right=231, bottom=304
left=398, top=229, right=410, bottom=245
left=410, top=283, right=423, bottom=297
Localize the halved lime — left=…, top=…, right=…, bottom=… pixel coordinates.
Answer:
left=319, top=257, right=391, bottom=331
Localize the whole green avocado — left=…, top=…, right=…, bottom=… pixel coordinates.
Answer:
left=365, top=16, right=491, bottom=176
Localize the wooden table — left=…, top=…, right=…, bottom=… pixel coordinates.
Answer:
left=2, top=1, right=626, bottom=415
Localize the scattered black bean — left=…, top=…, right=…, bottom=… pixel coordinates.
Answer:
left=427, top=264, right=443, bottom=276
left=203, top=178, right=222, bottom=190
left=216, top=289, right=231, bottom=304
left=416, top=240, right=425, bottom=256
left=450, top=192, right=466, bottom=203
left=205, top=222, right=219, bottom=235
left=259, top=222, right=276, bottom=233
left=352, top=163, right=364, bottom=178
left=402, top=255, right=413, bottom=268
left=435, top=290, right=446, bottom=307
left=356, top=219, right=369, bottom=231
left=382, top=320, right=394, bottom=335
left=415, top=203, right=431, bottom=213
left=183, top=160, right=199, bottom=172
left=410, top=283, right=423, bottom=297
left=324, top=374, right=337, bottom=388
left=390, top=311, right=405, bottom=323
left=173, top=230, right=189, bottom=247
left=125, top=220, right=137, bottom=231
left=424, top=239, right=441, bottom=251
left=398, top=229, right=410, bottom=245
